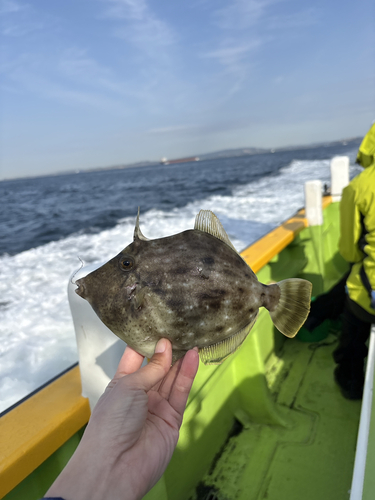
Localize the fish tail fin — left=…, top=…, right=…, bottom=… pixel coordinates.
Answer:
left=269, top=278, right=312, bottom=338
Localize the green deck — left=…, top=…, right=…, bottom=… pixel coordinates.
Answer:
left=192, top=332, right=361, bottom=500
left=4, top=201, right=366, bottom=500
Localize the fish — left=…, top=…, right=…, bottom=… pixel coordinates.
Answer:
left=75, top=210, right=312, bottom=365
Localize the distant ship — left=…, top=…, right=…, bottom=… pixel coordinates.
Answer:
left=160, top=156, right=200, bottom=165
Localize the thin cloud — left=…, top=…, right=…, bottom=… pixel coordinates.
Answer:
left=57, top=48, right=160, bottom=103
left=200, top=39, right=262, bottom=95
left=0, top=0, right=44, bottom=36
left=2, top=20, right=42, bottom=36
left=148, top=124, right=200, bottom=135
left=0, top=0, right=23, bottom=14
left=213, top=0, right=277, bottom=30
left=102, top=0, right=176, bottom=57
left=104, top=0, right=146, bottom=20
left=0, top=52, right=125, bottom=113
left=267, top=8, right=319, bottom=30
left=203, top=41, right=261, bottom=68
left=201, top=0, right=317, bottom=94
left=57, top=49, right=122, bottom=93
left=0, top=46, right=174, bottom=115
left=196, top=0, right=276, bottom=93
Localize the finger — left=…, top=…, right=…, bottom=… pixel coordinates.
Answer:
left=114, top=344, right=145, bottom=380
left=125, top=338, right=172, bottom=392
left=105, top=345, right=145, bottom=392
left=167, top=348, right=199, bottom=416
left=157, top=357, right=183, bottom=399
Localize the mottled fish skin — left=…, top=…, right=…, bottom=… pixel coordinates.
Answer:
left=76, top=210, right=311, bottom=364
left=76, top=229, right=275, bottom=361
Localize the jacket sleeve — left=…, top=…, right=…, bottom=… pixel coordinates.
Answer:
left=339, top=183, right=363, bottom=263
left=356, top=151, right=373, bottom=168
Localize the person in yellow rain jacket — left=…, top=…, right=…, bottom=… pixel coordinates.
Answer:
left=333, top=123, right=375, bottom=399
left=304, top=124, right=375, bottom=399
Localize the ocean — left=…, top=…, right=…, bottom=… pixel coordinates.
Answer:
left=0, top=140, right=362, bottom=412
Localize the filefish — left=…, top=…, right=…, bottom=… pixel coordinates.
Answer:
left=75, top=210, right=312, bottom=365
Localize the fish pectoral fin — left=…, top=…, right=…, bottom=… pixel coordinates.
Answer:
left=194, top=210, right=237, bottom=252
left=199, top=312, right=259, bottom=365
left=133, top=287, right=146, bottom=309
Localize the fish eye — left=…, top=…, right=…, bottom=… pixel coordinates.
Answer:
left=119, top=257, right=134, bottom=271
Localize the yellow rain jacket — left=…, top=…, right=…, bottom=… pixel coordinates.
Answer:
left=339, top=123, right=375, bottom=315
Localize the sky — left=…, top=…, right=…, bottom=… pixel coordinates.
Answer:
left=0, top=0, right=374, bottom=179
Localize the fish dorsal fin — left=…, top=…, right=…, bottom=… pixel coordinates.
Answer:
left=199, top=312, right=258, bottom=365
left=194, top=210, right=237, bottom=252
left=134, top=207, right=149, bottom=241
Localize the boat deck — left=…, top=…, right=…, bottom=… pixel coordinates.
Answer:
left=193, top=331, right=362, bottom=500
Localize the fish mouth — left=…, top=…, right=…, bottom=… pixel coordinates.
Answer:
left=75, top=279, right=86, bottom=298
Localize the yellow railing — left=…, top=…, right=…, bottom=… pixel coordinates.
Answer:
left=242, top=196, right=332, bottom=272
left=0, top=197, right=332, bottom=498
left=0, top=367, right=90, bottom=498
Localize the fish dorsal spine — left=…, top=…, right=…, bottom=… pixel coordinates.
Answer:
left=134, top=207, right=149, bottom=241
left=194, top=210, right=238, bottom=252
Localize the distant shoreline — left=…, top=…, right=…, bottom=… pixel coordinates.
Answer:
left=1, top=136, right=362, bottom=182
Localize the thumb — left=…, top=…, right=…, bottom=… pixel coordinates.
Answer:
left=124, top=338, right=172, bottom=392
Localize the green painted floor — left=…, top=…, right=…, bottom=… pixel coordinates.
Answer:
left=194, top=334, right=362, bottom=500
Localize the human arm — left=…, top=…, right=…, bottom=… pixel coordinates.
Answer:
left=339, top=183, right=364, bottom=264
left=45, top=339, right=199, bottom=500
left=356, top=150, right=373, bottom=168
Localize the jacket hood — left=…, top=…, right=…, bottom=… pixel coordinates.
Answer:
left=357, top=123, right=375, bottom=169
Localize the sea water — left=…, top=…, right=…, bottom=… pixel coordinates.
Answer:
left=0, top=141, right=362, bottom=412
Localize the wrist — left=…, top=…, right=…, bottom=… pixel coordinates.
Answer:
left=45, top=448, right=110, bottom=500
left=45, top=447, right=141, bottom=500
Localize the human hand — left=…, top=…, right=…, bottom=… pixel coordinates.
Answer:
left=45, top=339, right=199, bottom=500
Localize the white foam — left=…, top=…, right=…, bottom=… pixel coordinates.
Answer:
left=0, top=153, right=360, bottom=412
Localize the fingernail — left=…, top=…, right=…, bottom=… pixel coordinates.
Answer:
left=155, top=338, right=166, bottom=353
